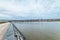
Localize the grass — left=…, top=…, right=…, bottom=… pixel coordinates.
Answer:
left=0, top=22, right=7, bottom=24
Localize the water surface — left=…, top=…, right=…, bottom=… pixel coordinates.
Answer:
left=5, top=22, right=60, bottom=40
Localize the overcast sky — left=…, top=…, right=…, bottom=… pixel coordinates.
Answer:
left=0, top=0, right=60, bottom=20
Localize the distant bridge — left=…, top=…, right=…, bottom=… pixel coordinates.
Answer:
left=8, top=19, right=60, bottom=22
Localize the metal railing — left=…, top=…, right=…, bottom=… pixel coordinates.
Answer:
left=11, top=23, right=25, bottom=40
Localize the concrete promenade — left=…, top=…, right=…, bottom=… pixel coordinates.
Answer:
left=0, top=22, right=11, bottom=40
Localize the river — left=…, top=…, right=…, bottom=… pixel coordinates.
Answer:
left=5, top=22, right=60, bottom=40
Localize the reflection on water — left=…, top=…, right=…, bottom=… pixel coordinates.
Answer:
left=5, top=22, right=60, bottom=40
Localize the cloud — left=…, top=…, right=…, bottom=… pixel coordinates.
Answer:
left=0, top=14, right=10, bottom=17
left=0, top=13, right=14, bottom=19
left=0, top=0, right=60, bottom=19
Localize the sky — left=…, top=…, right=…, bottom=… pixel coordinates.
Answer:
left=0, top=0, right=60, bottom=20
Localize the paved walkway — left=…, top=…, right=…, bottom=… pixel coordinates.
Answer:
left=0, top=22, right=11, bottom=40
